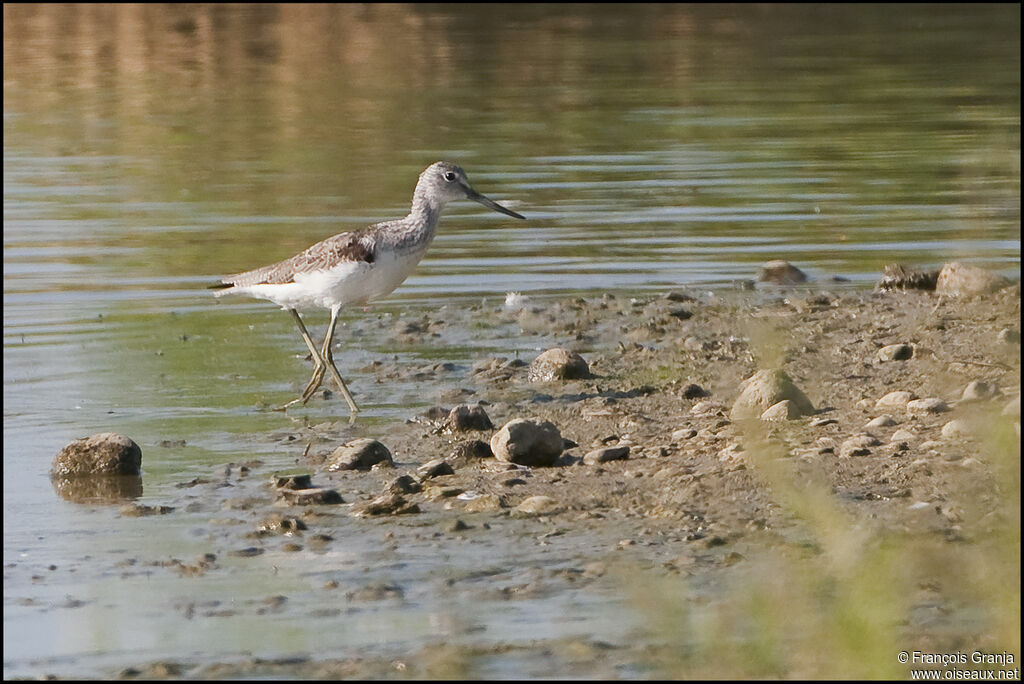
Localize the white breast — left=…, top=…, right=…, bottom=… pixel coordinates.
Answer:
left=315, top=247, right=427, bottom=306
left=220, top=247, right=427, bottom=311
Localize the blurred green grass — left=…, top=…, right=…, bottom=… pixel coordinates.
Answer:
left=633, top=395, right=1020, bottom=679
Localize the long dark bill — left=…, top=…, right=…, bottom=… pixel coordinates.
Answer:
left=469, top=190, right=525, bottom=220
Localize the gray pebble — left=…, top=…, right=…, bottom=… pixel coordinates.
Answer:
left=327, top=439, right=394, bottom=471
left=528, top=348, right=591, bottom=382
left=997, top=328, right=1020, bottom=344
left=941, top=419, right=972, bottom=439
left=876, top=343, right=914, bottom=362
left=417, top=458, right=455, bottom=479
left=865, top=415, right=898, bottom=429
left=840, top=433, right=881, bottom=458
left=583, top=446, right=630, bottom=465
left=681, top=383, right=709, bottom=399
left=276, top=488, right=344, bottom=505
left=445, top=404, right=494, bottom=432
left=730, top=369, right=814, bottom=420
left=906, top=398, right=949, bottom=415
left=760, top=400, right=801, bottom=421
left=490, top=419, right=564, bottom=467
left=671, top=428, right=698, bottom=441
left=876, top=391, right=917, bottom=408
left=961, top=380, right=998, bottom=402
left=516, top=495, right=563, bottom=515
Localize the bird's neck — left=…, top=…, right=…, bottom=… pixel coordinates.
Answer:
left=406, top=194, right=444, bottom=235
left=381, top=196, right=443, bottom=255
left=410, top=184, right=445, bottom=222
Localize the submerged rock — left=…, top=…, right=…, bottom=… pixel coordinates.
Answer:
left=326, top=439, right=393, bottom=471
left=528, top=348, right=591, bottom=382
left=274, top=474, right=313, bottom=490
left=119, top=503, right=174, bottom=517
left=51, top=433, right=142, bottom=477
left=490, top=419, right=564, bottom=467
left=257, top=514, right=307, bottom=535
left=276, top=488, right=344, bottom=505
left=352, top=491, right=419, bottom=517
left=758, top=260, right=807, bottom=285
left=347, top=582, right=405, bottom=602
left=730, top=370, right=814, bottom=420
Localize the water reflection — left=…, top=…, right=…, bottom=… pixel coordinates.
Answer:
left=50, top=474, right=143, bottom=504
left=4, top=3, right=1018, bottom=290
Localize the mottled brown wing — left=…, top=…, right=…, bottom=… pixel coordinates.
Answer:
left=215, top=230, right=376, bottom=288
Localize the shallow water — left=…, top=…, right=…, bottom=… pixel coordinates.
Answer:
left=3, top=4, right=1020, bottom=678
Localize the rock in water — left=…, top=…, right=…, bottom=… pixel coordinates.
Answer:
left=352, top=491, right=419, bottom=517
left=51, top=433, right=142, bottom=477
left=758, top=260, right=807, bottom=285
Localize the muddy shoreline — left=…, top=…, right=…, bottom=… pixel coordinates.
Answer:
left=48, top=279, right=1022, bottom=679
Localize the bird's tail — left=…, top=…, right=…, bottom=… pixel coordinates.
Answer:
left=208, top=281, right=234, bottom=297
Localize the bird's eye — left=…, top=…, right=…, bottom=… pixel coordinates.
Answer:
left=443, top=172, right=456, bottom=182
